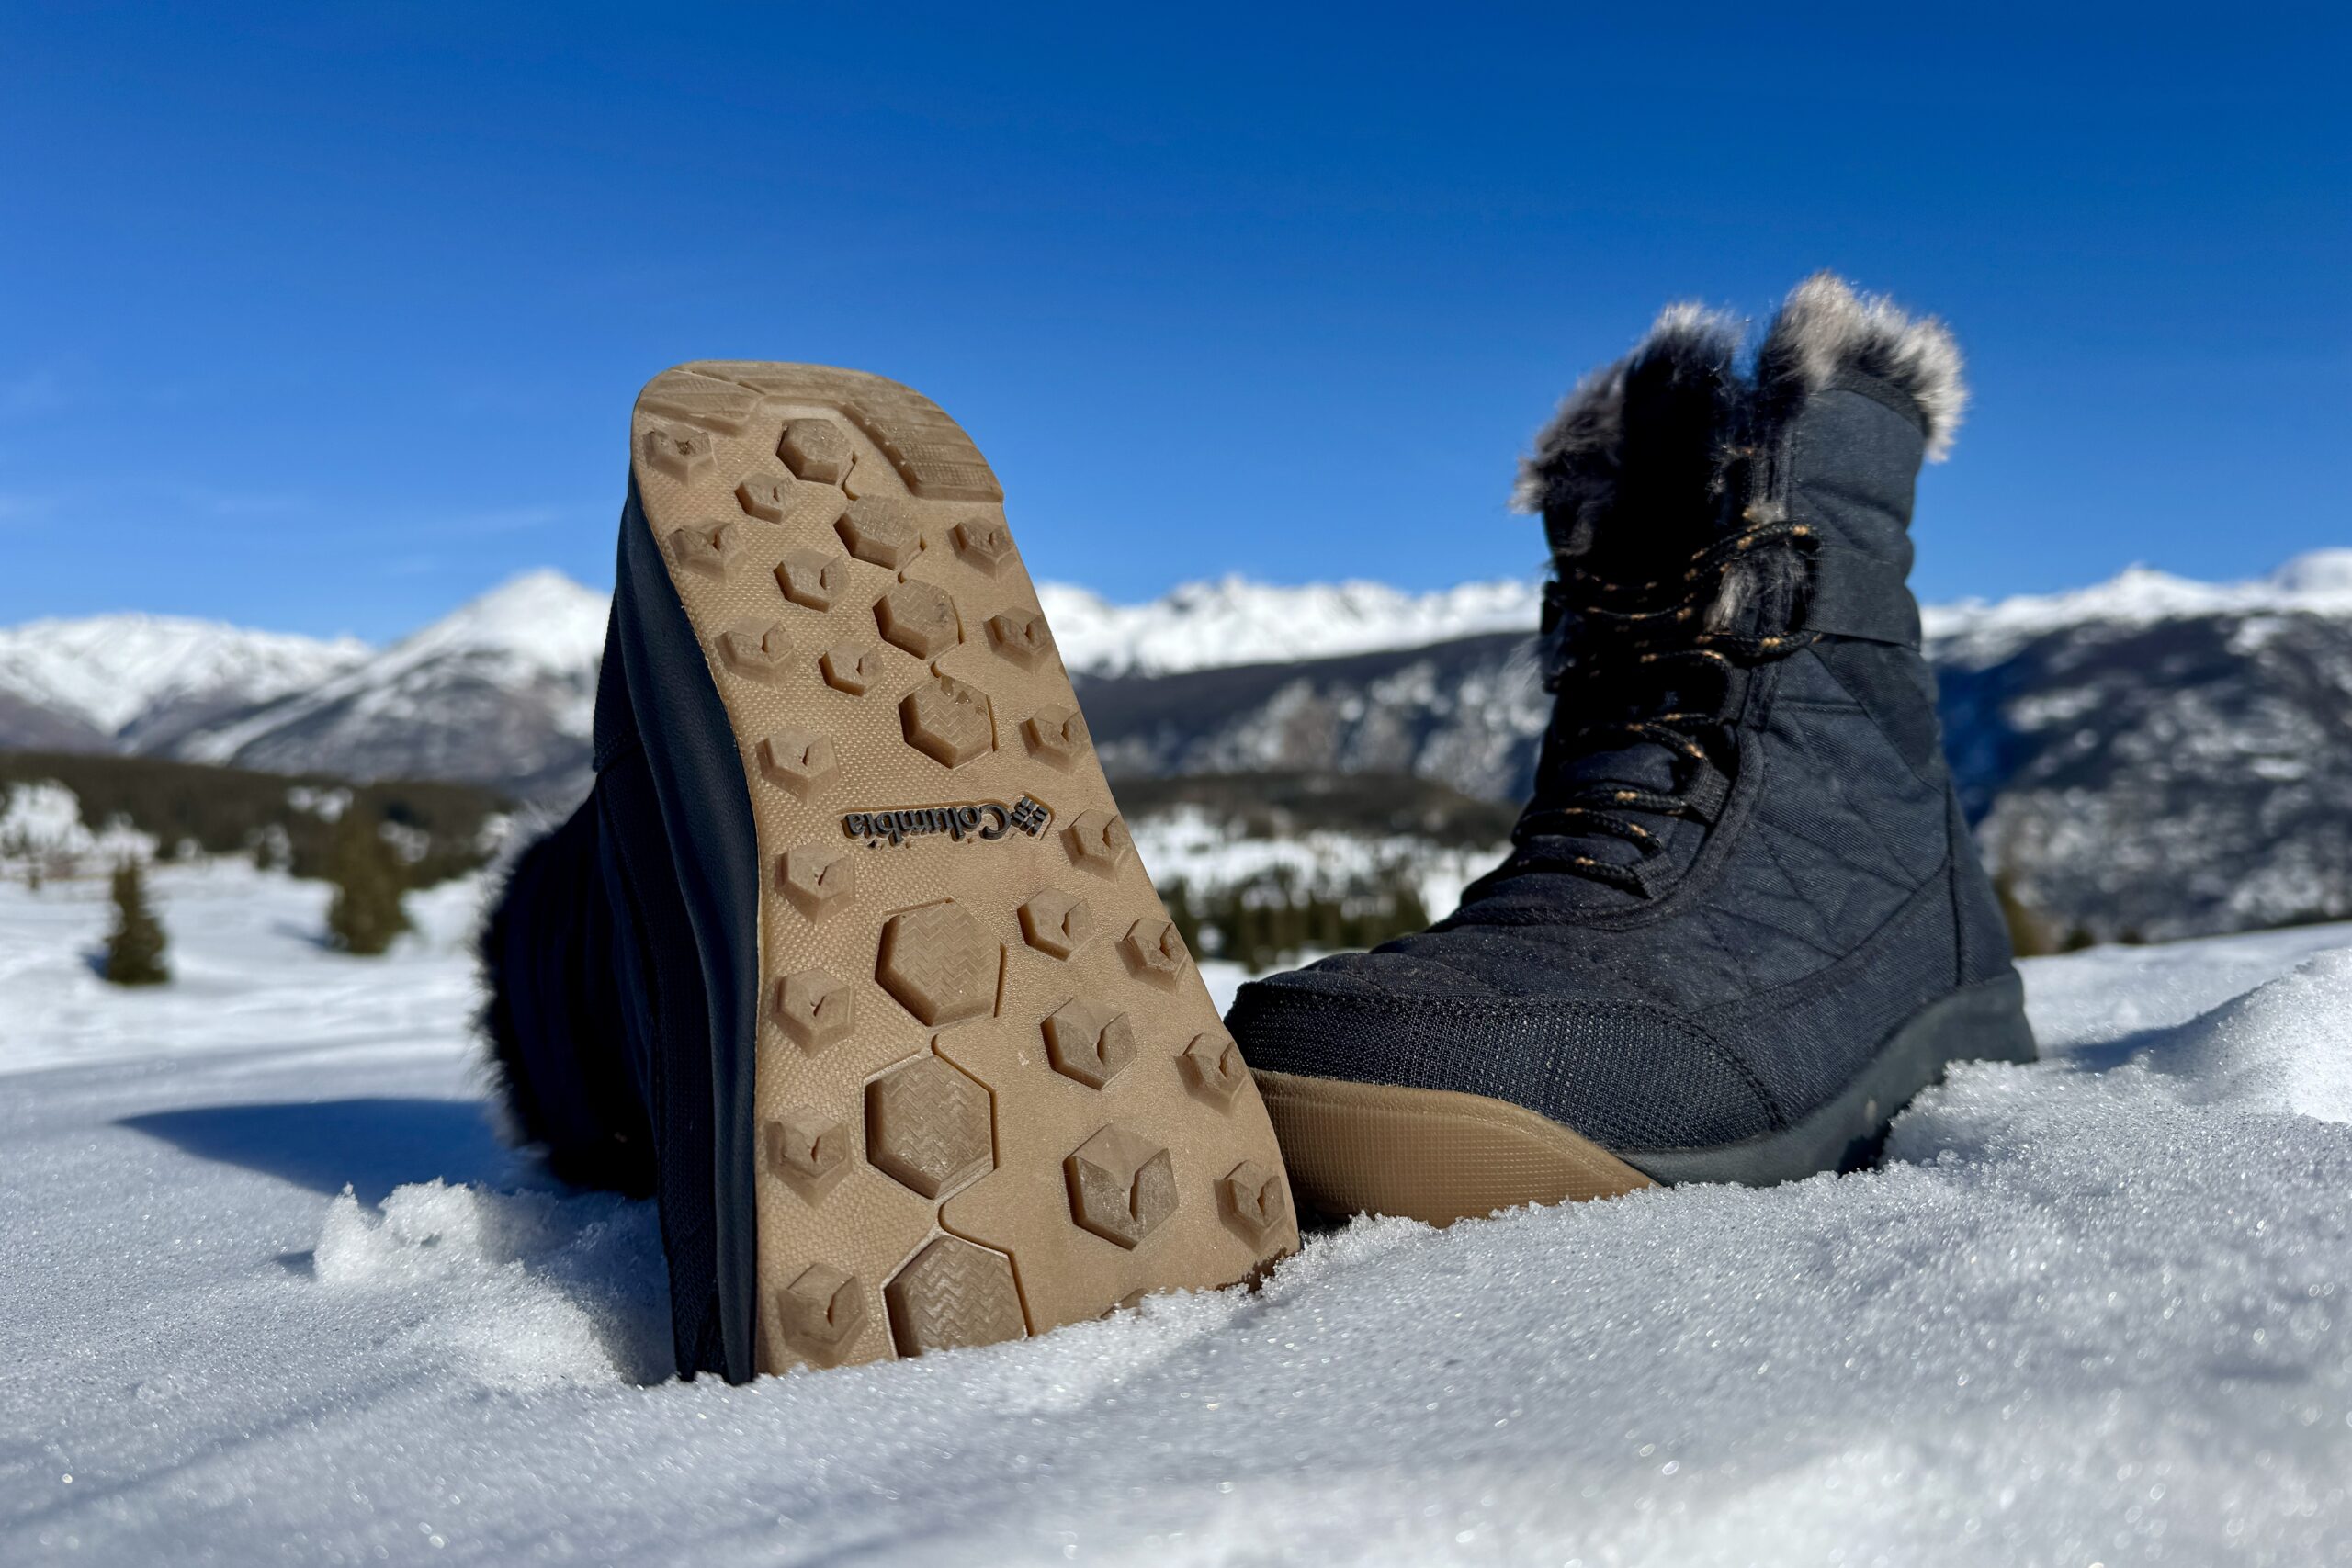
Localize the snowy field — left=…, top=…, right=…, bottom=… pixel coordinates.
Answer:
left=1, top=863, right=2347, bottom=1566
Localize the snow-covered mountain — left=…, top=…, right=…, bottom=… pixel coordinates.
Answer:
left=1923, top=547, right=2352, bottom=665
left=1039, top=575, right=1544, bottom=677
left=4, top=552, right=2349, bottom=940
left=1075, top=550, right=2352, bottom=942
left=0, top=612, right=368, bottom=751
left=175, top=570, right=609, bottom=797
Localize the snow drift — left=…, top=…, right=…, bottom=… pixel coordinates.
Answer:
left=0, top=863, right=2346, bottom=1563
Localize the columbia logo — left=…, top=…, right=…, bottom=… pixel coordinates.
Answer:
left=842, top=795, right=1054, bottom=849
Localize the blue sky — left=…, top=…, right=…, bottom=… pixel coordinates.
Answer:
left=2, top=4, right=2344, bottom=640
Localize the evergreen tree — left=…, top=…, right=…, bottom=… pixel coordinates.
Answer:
left=325, top=811, right=412, bottom=956
left=104, top=858, right=169, bottom=986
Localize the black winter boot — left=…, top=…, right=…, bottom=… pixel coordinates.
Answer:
left=1227, top=276, right=2034, bottom=1225
left=483, top=363, right=1296, bottom=1380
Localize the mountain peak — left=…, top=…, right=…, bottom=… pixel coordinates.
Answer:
left=2267, top=548, right=2352, bottom=598
left=402, top=570, right=608, bottom=672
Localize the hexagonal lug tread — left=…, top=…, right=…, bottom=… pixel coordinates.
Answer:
left=1062, top=809, right=1132, bottom=876
left=772, top=968, right=854, bottom=1054
left=716, top=620, right=794, bottom=682
left=777, top=418, right=852, bottom=484
left=951, top=518, right=1014, bottom=575
left=775, top=1262, right=866, bottom=1365
left=884, top=1236, right=1027, bottom=1358
left=1120, top=918, right=1190, bottom=988
left=1217, top=1160, right=1288, bottom=1246
left=875, top=581, right=961, bottom=660
left=664, top=520, right=745, bottom=580
left=778, top=843, right=856, bottom=921
left=1023, top=707, right=1089, bottom=770
left=1180, top=1032, right=1250, bottom=1105
left=876, top=901, right=1000, bottom=1026
left=984, top=608, right=1053, bottom=670
left=641, top=423, right=715, bottom=481
left=757, top=728, right=839, bottom=800
left=1041, top=998, right=1136, bottom=1089
left=775, top=549, right=849, bottom=611
left=865, top=1055, right=993, bottom=1200
left=737, top=468, right=848, bottom=532
left=1017, top=890, right=1093, bottom=959
left=819, top=642, right=887, bottom=695
left=836, top=501, right=924, bottom=570
left=766, top=1110, right=853, bottom=1201
left=899, top=676, right=994, bottom=769
left=1065, top=1125, right=1178, bottom=1250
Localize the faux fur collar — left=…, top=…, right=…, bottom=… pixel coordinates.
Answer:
left=1514, top=273, right=1968, bottom=575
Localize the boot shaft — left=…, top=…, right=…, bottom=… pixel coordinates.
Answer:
left=1498, top=275, right=2008, bottom=979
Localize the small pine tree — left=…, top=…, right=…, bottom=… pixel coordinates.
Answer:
left=105, top=859, right=170, bottom=986
left=325, top=811, right=412, bottom=956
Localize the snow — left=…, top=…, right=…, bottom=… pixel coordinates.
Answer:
left=11, top=553, right=2352, bottom=742
left=1039, top=574, right=1545, bottom=677
left=2, top=857, right=2347, bottom=1563
left=0, top=613, right=368, bottom=735
left=0, top=778, right=155, bottom=868
left=1129, top=804, right=1504, bottom=938
left=179, top=569, right=611, bottom=762
left=1924, top=548, right=2352, bottom=667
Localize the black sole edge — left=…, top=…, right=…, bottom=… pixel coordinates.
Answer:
left=616, top=478, right=763, bottom=1382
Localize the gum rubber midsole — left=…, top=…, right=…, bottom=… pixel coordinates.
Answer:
left=629, top=362, right=1298, bottom=1371
left=1256, top=1071, right=1655, bottom=1226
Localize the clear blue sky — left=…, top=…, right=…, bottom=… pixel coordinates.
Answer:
left=2, top=4, right=2344, bottom=640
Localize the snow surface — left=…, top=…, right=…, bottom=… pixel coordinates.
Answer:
left=2, top=861, right=2348, bottom=1565
left=0, top=614, right=368, bottom=735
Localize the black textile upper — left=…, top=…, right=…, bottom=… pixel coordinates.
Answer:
left=479, top=488, right=758, bottom=1382
left=1227, top=326, right=2016, bottom=1158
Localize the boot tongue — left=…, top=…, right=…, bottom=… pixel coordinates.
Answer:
left=1519, top=338, right=1742, bottom=886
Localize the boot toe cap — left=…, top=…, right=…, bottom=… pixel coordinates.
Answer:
left=1228, top=960, right=1778, bottom=1161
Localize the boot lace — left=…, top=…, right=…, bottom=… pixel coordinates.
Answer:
left=1496, top=521, right=1820, bottom=897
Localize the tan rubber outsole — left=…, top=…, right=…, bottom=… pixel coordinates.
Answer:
left=1255, top=1070, right=1652, bottom=1227
left=630, top=362, right=1298, bottom=1372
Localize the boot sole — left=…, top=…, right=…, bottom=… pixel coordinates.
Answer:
left=1259, top=972, right=2034, bottom=1225
left=628, top=363, right=1297, bottom=1372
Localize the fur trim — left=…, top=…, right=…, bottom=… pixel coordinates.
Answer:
left=1706, top=546, right=1810, bottom=633
left=1754, top=272, right=1968, bottom=461
left=1513, top=302, right=1741, bottom=563
left=473, top=805, right=655, bottom=1197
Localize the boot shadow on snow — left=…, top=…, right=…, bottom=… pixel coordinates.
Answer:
left=119, top=1096, right=530, bottom=1207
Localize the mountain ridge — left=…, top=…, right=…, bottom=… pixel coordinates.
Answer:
left=4, top=552, right=2347, bottom=940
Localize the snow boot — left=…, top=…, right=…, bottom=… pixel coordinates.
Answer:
left=481, top=364, right=1296, bottom=1380
left=1227, top=276, right=2035, bottom=1226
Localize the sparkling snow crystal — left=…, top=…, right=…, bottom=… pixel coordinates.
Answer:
left=0, top=865, right=2346, bottom=1564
